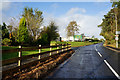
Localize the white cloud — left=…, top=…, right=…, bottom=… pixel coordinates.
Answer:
left=0, top=1, right=11, bottom=24
left=43, top=7, right=103, bottom=39
left=66, top=8, right=86, bottom=15
left=51, top=3, right=59, bottom=10
left=2, top=2, right=11, bottom=10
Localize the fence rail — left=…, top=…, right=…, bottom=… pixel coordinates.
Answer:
left=2, top=43, right=71, bottom=67
left=2, top=49, right=74, bottom=78
left=2, top=44, right=71, bottom=54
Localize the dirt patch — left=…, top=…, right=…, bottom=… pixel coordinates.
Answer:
left=3, top=50, right=74, bottom=80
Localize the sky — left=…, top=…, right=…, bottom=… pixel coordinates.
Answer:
left=1, top=1, right=113, bottom=39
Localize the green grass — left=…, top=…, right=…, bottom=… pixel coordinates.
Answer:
left=51, top=41, right=100, bottom=47
left=2, top=41, right=100, bottom=60
left=2, top=47, right=57, bottom=60
left=67, top=41, right=99, bottom=47
left=2, top=46, right=19, bottom=50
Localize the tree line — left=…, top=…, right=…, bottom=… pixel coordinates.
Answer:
left=1, top=7, right=59, bottom=46
left=98, top=1, right=120, bottom=45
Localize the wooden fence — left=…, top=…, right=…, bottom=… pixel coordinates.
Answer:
left=1, top=43, right=72, bottom=77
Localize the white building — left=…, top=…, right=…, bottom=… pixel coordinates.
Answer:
left=61, top=37, right=68, bottom=41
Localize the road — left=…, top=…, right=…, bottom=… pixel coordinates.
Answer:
left=47, top=43, right=120, bottom=79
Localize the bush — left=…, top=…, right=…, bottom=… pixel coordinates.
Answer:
left=36, top=33, right=49, bottom=46
left=56, top=41, right=68, bottom=45
left=56, top=41, right=68, bottom=48
left=2, top=38, right=11, bottom=46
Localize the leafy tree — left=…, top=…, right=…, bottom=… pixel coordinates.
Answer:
left=100, top=38, right=105, bottom=42
left=17, top=17, right=29, bottom=44
left=98, top=1, right=120, bottom=45
left=94, top=38, right=99, bottom=41
left=41, top=21, right=59, bottom=45
left=2, top=38, right=11, bottom=46
left=22, top=7, right=43, bottom=41
left=40, top=33, right=49, bottom=46
left=2, top=22, right=9, bottom=39
left=92, top=36, right=95, bottom=39
left=66, top=21, right=80, bottom=38
left=7, top=17, right=19, bottom=43
left=0, top=25, right=2, bottom=40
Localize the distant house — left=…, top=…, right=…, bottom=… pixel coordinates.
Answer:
left=61, top=37, right=68, bottom=41
left=61, top=34, right=90, bottom=42
left=66, top=34, right=84, bottom=42
left=73, top=35, right=84, bottom=41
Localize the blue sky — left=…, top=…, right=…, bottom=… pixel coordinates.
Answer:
left=2, top=2, right=112, bottom=17
left=1, top=2, right=113, bottom=39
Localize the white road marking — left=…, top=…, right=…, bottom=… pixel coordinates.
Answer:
left=104, top=60, right=120, bottom=79
left=96, top=49, right=98, bottom=51
left=97, top=52, right=102, bottom=57
left=95, top=45, right=120, bottom=79
left=94, top=45, right=98, bottom=51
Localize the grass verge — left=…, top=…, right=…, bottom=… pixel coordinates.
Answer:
left=2, top=41, right=100, bottom=60
left=51, top=41, right=100, bottom=47
left=2, top=47, right=57, bottom=60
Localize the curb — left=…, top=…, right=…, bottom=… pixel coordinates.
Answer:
left=105, top=46, right=120, bottom=53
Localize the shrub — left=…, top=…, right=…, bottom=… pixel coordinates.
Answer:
left=2, top=38, right=11, bottom=46
left=36, top=33, right=49, bottom=46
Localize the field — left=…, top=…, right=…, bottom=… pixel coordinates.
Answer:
left=68, top=41, right=99, bottom=47
left=51, top=41, right=100, bottom=47
left=2, top=41, right=100, bottom=60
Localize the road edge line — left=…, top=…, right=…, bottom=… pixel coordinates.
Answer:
left=97, top=52, right=102, bottom=57
left=105, top=46, right=120, bottom=53
left=104, top=60, right=120, bottom=79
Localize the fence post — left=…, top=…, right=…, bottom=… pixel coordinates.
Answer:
left=38, top=45, right=41, bottom=60
left=70, top=44, right=71, bottom=49
left=66, top=43, right=67, bottom=51
left=50, top=44, right=52, bottom=56
left=62, top=44, right=64, bottom=52
left=57, top=44, right=59, bottom=53
left=18, top=45, right=22, bottom=67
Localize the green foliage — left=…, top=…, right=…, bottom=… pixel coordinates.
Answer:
left=66, top=21, right=80, bottom=37
left=92, top=36, right=95, bottom=39
left=41, top=21, right=59, bottom=45
left=2, top=38, right=11, bottom=45
left=17, top=17, right=29, bottom=44
left=22, top=7, right=43, bottom=41
left=98, top=1, right=120, bottom=45
left=99, top=38, right=105, bottom=42
left=56, top=41, right=68, bottom=45
left=2, top=22, right=9, bottom=39
left=0, top=25, right=2, bottom=39
left=38, top=33, right=49, bottom=46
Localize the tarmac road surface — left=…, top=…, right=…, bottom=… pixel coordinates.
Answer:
left=47, top=43, right=120, bottom=79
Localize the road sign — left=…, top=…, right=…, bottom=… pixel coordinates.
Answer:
left=115, top=35, right=119, bottom=37
left=116, top=31, right=120, bottom=34
left=115, top=36, right=119, bottom=40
